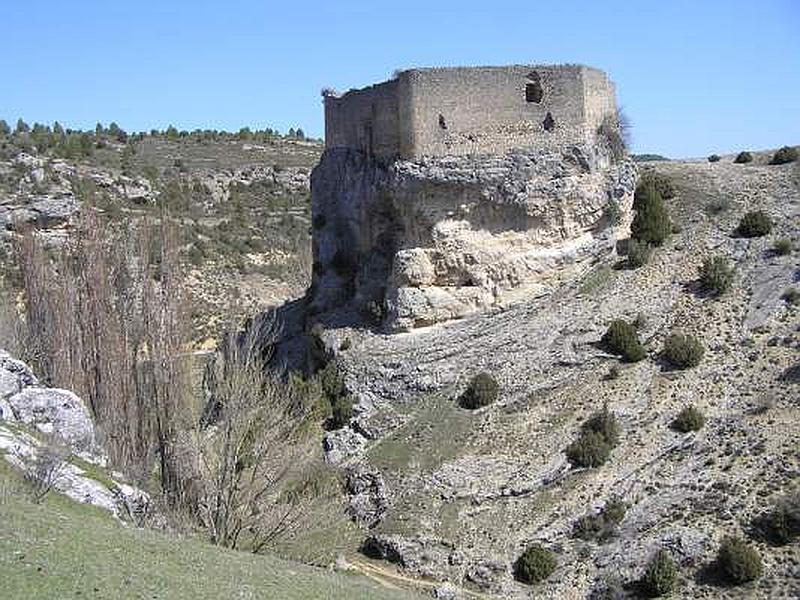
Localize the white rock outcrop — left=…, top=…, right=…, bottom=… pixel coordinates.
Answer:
left=309, top=143, right=636, bottom=330
left=0, top=349, right=155, bottom=523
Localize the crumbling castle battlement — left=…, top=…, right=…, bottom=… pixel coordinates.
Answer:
left=323, top=64, right=617, bottom=160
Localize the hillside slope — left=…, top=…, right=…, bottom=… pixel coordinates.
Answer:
left=0, top=461, right=420, bottom=600
left=314, top=153, right=800, bottom=598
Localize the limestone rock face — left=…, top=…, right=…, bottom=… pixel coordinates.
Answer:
left=0, top=349, right=104, bottom=460
left=308, top=143, right=636, bottom=330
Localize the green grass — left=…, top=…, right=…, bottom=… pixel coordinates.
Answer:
left=367, top=391, right=473, bottom=474
left=0, top=463, right=417, bottom=600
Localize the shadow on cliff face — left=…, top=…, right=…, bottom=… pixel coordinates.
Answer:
left=307, top=149, right=407, bottom=332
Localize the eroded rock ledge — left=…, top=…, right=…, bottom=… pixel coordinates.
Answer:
left=308, top=143, right=636, bottom=330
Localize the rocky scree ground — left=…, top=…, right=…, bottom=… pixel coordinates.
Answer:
left=314, top=153, right=800, bottom=598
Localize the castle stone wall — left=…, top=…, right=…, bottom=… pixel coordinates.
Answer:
left=324, top=79, right=402, bottom=160
left=323, top=64, right=617, bottom=160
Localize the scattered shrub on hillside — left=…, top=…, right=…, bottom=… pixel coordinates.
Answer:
left=637, top=171, right=676, bottom=201
left=734, top=151, right=753, bottom=164
left=583, top=405, right=620, bottom=446
left=770, top=146, right=798, bottom=165
left=754, top=490, right=800, bottom=546
left=318, top=363, right=354, bottom=429
left=601, top=320, right=646, bottom=362
left=626, top=239, right=652, bottom=268
left=716, top=536, right=763, bottom=585
left=566, top=406, right=620, bottom=468
left=631, top=183, right=671, bottom=246
left=782, top=288, right=800, bottom=306
left=566, top=431, right=612, bottom=468
left=663, top=333, right=704, bottom=369
left=773, top=238, right=792, bottom=256
left=605, top=366, right=620, bottom=381
left=672, top=405, right=706, bottom=432
left=708, top=154, right=721, bottom=163
left=574, top=498, right=628, bottom=542
left=640, top=549, right=679, bottom=597
left=459, top=372, right=500, bottom=409
left=699, top=255, right=735, bottom=296
left=736, top=210, right=773, bottom=237
left=514, top=544, right=557, bottom=584
left=330, top=395, right=354, bottom=429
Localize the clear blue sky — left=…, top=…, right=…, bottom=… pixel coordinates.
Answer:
left=2, top=0, right=798, bottom=157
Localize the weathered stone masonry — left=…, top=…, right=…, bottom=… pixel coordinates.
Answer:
left=324, top=65, right=617, bottom=160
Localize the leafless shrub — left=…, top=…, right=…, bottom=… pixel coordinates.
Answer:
left=22, top=440, right=70, bottom=503
left=194, top=321, right=316, bottom=552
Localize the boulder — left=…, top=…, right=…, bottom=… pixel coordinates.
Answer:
left=7, top=387, right=102, bottom=458
left=29, top=195, right=80, bottom=227
left=345, top=466, right=389, bottom=528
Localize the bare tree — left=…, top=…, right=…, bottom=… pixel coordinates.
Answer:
left=195, top=318, right=315, bottom=552
left=14, top=211, right=191, bottom=502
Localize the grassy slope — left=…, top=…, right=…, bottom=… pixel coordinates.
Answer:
left=0, top=465, right=417, bottom=600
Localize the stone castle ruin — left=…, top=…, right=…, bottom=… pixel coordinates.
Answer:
left=324, top=65, right=617, bottom=160
left=309, top=64, right=636, bottom=330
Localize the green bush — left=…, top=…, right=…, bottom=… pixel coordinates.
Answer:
left=734, top=151, right=753, bottom=164
left=583, top=405, right=620, bottom=446
left=459, top=372, right=499, bottom=409
left=708, top=154, right=721, bottom=163
left=574, top=499, right=628, bottom=542
left=601, top=320, right=646, bottom=362
left=672, top=405, right=706, bottom=432
left=756, top=490, right=800, bottom=545
left=566, top=432, right=612, bottom=468
left=736, top=210, right=773, bottom=237
left=631, top=183, right=671, bottom=246
left=663, top=333, right=704, bottom=369
left=318, top=363, right=354, bottom=429
left=330, top=395, right=354, bottom=429
left=627, top=239, right=652, bottom=268
left=514, top=544, right=557, bottom=584
left=641, top=549, right=678, bottom=597
left=773, top=238, right=792, bottom=256
left=770, top=146, right=798, bottom=165
left=636, top=172, right=676, bottom=202
left=716, top=537, right=763, bottom=584
left=567, top=406, right=620, bottom=469
left=699, top=256, right=734, bottom=296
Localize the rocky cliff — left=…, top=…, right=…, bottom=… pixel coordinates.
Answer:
left=308, top=142, right=636, bottom=330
